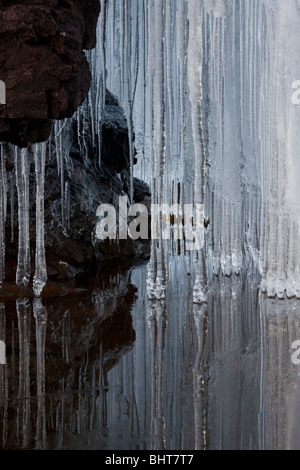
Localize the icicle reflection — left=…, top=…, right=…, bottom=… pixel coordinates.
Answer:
left=0, top=145, right=6, bottom=284
left=193, top=301, right=208, bottom=450
left=146, top=242, right=168, bottom=450
left=34, top=298, right=48, bottom=449
left=15, top=149, right=31, bottom=287
left=16, top=299, right=31, bottom=449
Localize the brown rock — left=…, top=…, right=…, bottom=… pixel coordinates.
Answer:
left=0, top=0, right=100, bottom=146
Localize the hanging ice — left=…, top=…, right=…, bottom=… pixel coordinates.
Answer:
left=15, top=147, right=31, bottom=287
left=201, top=0, right=300, bottom=297
left=103, top=0, right=300, bottom=299
left=0, top=0, right=299, bottom=298
left=0, top=145, right=6, bottom=283
left=33, top=143, right=47, bottom=298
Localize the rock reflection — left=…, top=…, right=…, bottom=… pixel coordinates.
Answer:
left=0, top=268, right=138, bottom=450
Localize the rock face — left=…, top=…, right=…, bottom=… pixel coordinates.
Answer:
left=0, top=0, right=100, bottom=146
left=101, top=92, right=131, bottom=174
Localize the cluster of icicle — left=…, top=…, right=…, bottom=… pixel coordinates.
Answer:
left=0, top=120, right=72, bottom=297
left=102, top=0, right=300, bottom=300
left=201, top=0, right=300, bottom=298
left=100, top=0, right=208, bottom=302
left=0, top=143, right=47, bottom=297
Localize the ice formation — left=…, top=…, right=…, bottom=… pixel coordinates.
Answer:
left=15, top=147, right=31, bottom=288
left=103, top=0, right=300, bottom=299
left=33, top=143, right=47, bottom=297
left=0, top=0, right=299, bottom=299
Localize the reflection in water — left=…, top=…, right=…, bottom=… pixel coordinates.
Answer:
left=34, top=298, right=48, bottom=449
left=1, top=260, right=300, bottom=449
left=147, top=242, right=168, bottom=450
left=193, top=302, right=208, bottom=450
left=147, top=300, right=167, bottom=450
left=0, top=304, right=5, bottom=365
left=259, top=296, right=300, bottom=450
left=204, top=275, right=261, bottom=450
left=17, top=299, right=31, bottom=449
left=0, top=269, right=137, bottom=449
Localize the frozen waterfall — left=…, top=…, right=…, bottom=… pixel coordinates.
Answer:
left=103, top=0, right=300, bottom=299
left=0, top=0, right=300, bottom=299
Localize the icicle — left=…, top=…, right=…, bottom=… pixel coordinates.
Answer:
left=98, top=0, right=108, bottom=166
left=193, top=249, right=208, bottom=304
left=0, top=145, right=6, bottom=283
left=188, top=0, right=206, bottom=206
left=78, top=0, right=300, bottom=298
left=10, top=171, right=15, bottom=243
left=187, top=0, right=208, bottom=301
left=88, top=50, right=96, bottom=150
left=15, top=147, right=31, bottom=287
left=33, top=142, right=47, bottom=298
left=54, top=121, right=65, bottom=226
left=129, top=0, right=140, bottom=203
left=76, top=109, right=82, bottom=153
left=64, top=181, right=70, bottom=233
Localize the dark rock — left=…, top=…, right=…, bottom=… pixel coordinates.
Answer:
left=0, top=0, right=100, bottom=146
left=0, top=119, right=53, bottom=147
left=133, top=177, right=151, bottom=203
left=101, top=92, right=131, bottom=173
left=4, top=90, right=150, bottom=282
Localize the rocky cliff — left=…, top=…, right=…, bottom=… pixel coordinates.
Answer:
left=0, top=0, right=100, bottom=146
left=0, top=1, right=150, bottom=286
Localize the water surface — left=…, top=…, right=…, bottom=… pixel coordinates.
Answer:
left=1, top=257, right=300, bottom=450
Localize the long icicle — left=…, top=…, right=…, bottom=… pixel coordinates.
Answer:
left=15, top=147, right=31, bottom=287
left=33, top=142, right=47, bottom=297
left=0, top=144, right=6, bottom=283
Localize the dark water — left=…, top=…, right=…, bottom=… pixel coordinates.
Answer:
left=1, top=256, right=300, bottom=450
